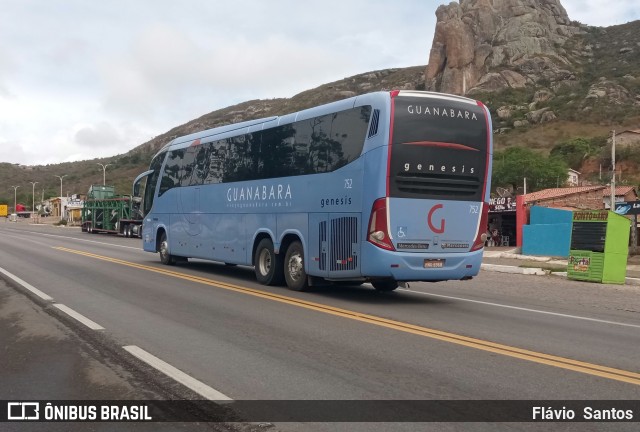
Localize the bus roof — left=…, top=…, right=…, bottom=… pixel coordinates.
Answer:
left=158, top=116, right=278, bottom=153
left=155, top=90, right=483, bottom=157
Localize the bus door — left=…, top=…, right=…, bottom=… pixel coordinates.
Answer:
left=179, top=187, right=201, bottom=235
left=171, top=186, right=201, bottom=257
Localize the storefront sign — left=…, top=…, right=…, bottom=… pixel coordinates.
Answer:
left=489, top=197, right=516, bottom=212
left=573, top=211, right=608, bottom=221
left=614, top=201, right=640, bottom=215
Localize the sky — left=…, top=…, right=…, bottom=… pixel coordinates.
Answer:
left=0, top=0, right=639, bottom=166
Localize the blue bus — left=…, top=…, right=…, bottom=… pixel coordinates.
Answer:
left=133, top=90, right=493, bottom=291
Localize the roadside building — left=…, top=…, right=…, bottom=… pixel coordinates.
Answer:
left=602, top=185, right=637, bottom=210
left=66, top=196, right=84, bottom=224
left=612, top=129, right=640, bottom=148
left=50, top=197, right=67, bottom=218
left=488, top=196, right=517, bottom=246
left=499, top=186, right=639, bottom=249
left=50, top=195, right=84, bottom=222
left=567, top=169, right=580, bottom=187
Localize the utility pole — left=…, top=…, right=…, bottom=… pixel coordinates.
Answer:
left=29, top=181, right=38, bottom=220
left=9, top=185, right=19, bottom=213
left=54, top=174, right=67, bottom=198
left=610, top=130, right=616, bottom=211
left=97, top=163, right=110, bottom=186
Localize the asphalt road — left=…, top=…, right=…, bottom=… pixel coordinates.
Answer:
left=1, top=222, right=639, bottom=431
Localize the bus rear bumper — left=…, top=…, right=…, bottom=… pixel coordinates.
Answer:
left=361, top=243, right=484, bottom=282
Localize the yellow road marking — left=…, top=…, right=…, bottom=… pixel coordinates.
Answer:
left=55, top=246, right=640, bottom=386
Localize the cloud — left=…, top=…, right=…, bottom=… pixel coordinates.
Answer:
left=74, top=122, right=124, bottom=148
left=563, top=0, right=640, bottom=26
left=97, top=23, right=361, bottom=120
left=0, top=42, right=15, bottom=98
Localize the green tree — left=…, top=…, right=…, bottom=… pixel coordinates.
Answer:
left=493, top=147, right=569, bottom=192
left=550, top=137, right=598, bottom=170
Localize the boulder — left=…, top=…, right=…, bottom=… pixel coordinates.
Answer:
left=497, top=106, right=515, bottom=120
left=526, top=107, right=551, bottom=123
left=533, top=89, right=554, bottom=103
left=425, top=0, right=581, bottom=95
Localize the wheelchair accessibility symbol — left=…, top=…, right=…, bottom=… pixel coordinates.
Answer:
left=397, top=227, right=407, bottom=238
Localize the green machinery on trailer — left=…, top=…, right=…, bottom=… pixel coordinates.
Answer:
left=81, top=185, right=143, bottom=237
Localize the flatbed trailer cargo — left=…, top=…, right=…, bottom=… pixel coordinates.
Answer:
left=81, top=185, right=142, bottom=237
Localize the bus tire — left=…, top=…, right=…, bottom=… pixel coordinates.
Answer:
left=284, top=241, right=308, bottom=291
left=254, top=238, right=284, bottom=286
left=372, top=280, right=398, bottom=292
left=159, top=232, right=176, bottom=265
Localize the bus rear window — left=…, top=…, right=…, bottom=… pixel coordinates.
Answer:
left=389, top=96, right=488, bottom=201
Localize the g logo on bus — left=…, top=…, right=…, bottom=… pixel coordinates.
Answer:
left=428, top=204, right=445, bottom=234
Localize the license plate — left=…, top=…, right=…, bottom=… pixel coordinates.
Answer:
left=424, top=259, right=444, bottom=268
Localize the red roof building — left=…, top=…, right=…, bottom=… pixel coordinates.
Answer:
left=523, top=185, right=637, bottom=210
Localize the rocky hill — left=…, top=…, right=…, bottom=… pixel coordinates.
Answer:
left=2, top=0, right=640, bottom=206
left=425, top=0, right=640, bottom=137
left=424, top=0, right=640, bottom=185
left=425, top=0, right=581, bottom=95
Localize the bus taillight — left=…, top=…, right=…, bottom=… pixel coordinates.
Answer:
left=367, top=198, right=395, bottom=251
left=470, top=202, right=490, bottom=252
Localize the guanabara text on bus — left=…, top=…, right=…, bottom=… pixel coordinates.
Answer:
left=132, top=90, right=493, bottom=291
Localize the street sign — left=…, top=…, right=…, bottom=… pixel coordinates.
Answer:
left=614, top=201, right=640, bottom=215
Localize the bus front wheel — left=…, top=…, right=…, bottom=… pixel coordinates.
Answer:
left=254, top=238, right=284, bottom=286
left=159, top=232, right=176, bottom=265
left=284, top=241, right=308, bottom=291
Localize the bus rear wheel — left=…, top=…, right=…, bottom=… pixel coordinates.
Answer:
left=159, top=232, right=176, bottom=265
left=284, top=241, right=308, bottom=291
left=372, top=280, right=398, bottom=292
left=254, top=238, right=284, bottom=286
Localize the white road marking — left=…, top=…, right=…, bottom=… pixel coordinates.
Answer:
left=0, top=227, right=140, bottom=250
left=123, top=345, right=233, bottom=401
left=0, top=266, right=53, bottom=301
left=53, top=304, right=105, bottom=330
left=399, top=288, right=640, bottom=329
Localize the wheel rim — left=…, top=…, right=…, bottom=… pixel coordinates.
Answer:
left=287, top=252, right=304, bottom=282
left=160, top=240, right=169, bottom=259
left=258, top=249, right=271, bottom=276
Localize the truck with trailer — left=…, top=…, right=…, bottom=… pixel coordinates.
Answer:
left=15, top=203, right=32, bottom=218
left=81, top=185, right=142, bottom=237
